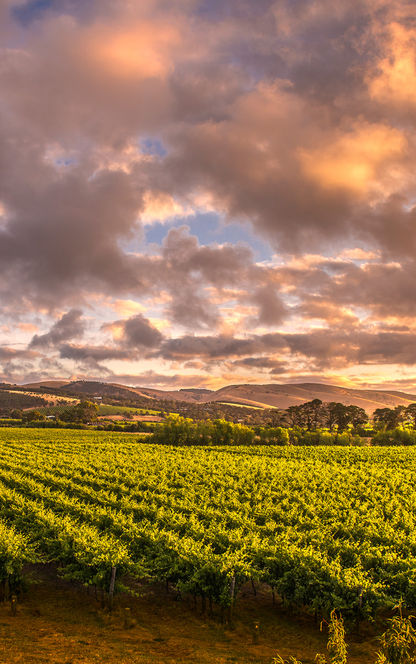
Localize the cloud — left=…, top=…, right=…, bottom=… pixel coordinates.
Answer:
left=0, top=346, right=33, bottom=361
left=158, top=333, right=286, bottom=360
left=232, top=356, right=288, bottom=373
left=111, top=313, right=164, bottom=349
left=249, top=286, right=288, bottom=326
left=167, top=287, right=220, bottom=330
left=298, top=122, right=406, bottom=196
left=107, top=369, right=216, bottom=390
left=59, top=343, right=133, bottom=362
left=29, top=309, right=85, bottom=347
left=2, top=1, right=416, bottom=387
left=368, top=20, right=416, bottom=109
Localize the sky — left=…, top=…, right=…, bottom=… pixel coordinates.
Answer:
left=1, top=0, right=416, bottom=391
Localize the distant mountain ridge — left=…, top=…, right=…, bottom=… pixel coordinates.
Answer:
left=22, top=380, right=416, bottom=414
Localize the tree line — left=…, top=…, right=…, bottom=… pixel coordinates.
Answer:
left=8, top=396, right=416, bottom=446
left=151, top=414, right=362, bottom=446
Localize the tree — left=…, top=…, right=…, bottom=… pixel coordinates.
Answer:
left=286, top=405, right=306, bottom=427
left=22, top=410, right=46, bottom=422
left=60, top=400, right=98, bottom=423
left=327, top=403, right=350, bottom=432
left=76, top=400, right=99, bottom=423
left=405, top=403, right=416, bottom=427
left=325, top=403, right=368, bottom=432
left=373, top=407, right=407, bottom=430
left=303, top=399, right=324, bottom=431
left=286, top=400, right=326, bottom=431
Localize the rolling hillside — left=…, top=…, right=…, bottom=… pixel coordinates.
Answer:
left=21, top=380, right=416, bottom=414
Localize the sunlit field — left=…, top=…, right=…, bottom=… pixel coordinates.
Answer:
left=1, top=428, right=416, bottom=624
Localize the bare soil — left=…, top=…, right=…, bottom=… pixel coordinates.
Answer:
left=0, top=571, right=380, bottom=664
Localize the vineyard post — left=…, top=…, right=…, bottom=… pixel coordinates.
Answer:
left=123, top=606, right=133, bottom=629
left=227, top=573, right=236, bottom=624
left=108, top=566, right=117, bottom=611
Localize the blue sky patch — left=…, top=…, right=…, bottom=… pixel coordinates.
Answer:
left=145, top=212, right=273, bottom=261
left=140, top=137, right=167, bottom=158
left=12, top=0, right=54, bottom=25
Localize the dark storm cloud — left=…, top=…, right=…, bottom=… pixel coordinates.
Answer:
left=1, top=3, right=411, bottom=279
left=159, top=227, right=248, bottom=329
left=29, top=309, right=85, bottom=347
left=0, top=1, right=180, bottom=305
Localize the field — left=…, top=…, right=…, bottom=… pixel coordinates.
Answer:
left=96, top=404, right=161, bottom=417
left=35, top=402, right=162, bottom=419
left=1, top=428, right=416, bottom=661
left=0, top=567, right=379, bottom=664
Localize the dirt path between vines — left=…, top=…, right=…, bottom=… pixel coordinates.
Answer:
left=0, top=572, right=379, bottom=664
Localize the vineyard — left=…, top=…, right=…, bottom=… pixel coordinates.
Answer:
left=1, top=427, right=416, bottom=626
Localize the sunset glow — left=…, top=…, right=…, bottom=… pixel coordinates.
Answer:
left=1, top=0, right=416, bottom=392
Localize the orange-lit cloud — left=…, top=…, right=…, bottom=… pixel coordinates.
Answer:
left=369, top=22, right=416, bottom=107
left=111, top=299, right=146, bottom=317
left=299, top=123, right=406, bottom=195
left=88, top=21, right=182, bottom=80
left=141, top=191, right=193, bottom=224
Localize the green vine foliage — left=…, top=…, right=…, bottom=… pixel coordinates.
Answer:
left=1, top=429, right=416, bottom=617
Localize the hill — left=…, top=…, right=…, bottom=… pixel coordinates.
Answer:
left=20, top=380, right=416, bottom=414
left=208, top=382, right=416, bottom=412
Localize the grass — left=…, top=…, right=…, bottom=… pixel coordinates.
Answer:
left=217, top=402, right=279, bottom=410
left=97, top=404, right=161, bottom=416
left=35, top=403, right=162, bottom=418
left=217, top=402, right=265, bottom=410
